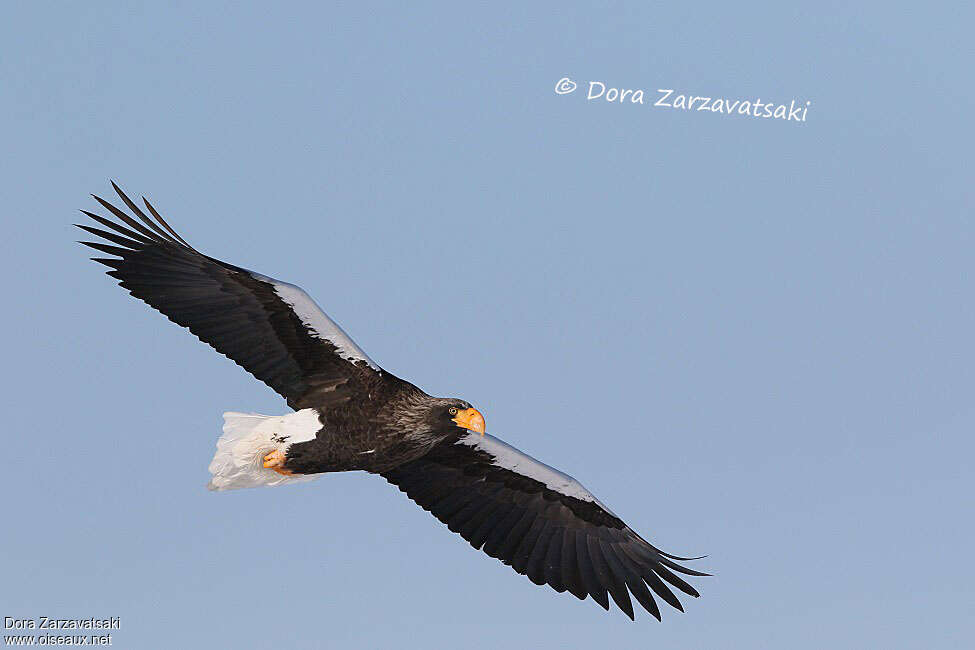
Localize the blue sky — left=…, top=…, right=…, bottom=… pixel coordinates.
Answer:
left=2, top=3, right=972, bottom=648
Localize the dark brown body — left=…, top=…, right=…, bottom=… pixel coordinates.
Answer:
left=284, top=371, right=459, bottom=474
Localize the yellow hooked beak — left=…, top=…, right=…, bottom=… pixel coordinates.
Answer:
left=452, top=407, right=486, bottom=436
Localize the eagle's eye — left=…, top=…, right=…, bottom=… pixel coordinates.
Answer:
left=448, top=407, right=458, bottom=416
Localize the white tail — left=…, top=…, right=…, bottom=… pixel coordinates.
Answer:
left=207, top=409, right=323, bottom=491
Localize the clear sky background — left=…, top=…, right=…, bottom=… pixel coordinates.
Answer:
left=2, top=3, right=972, bottom=648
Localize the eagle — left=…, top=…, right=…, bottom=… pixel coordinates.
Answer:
left=78, top=183, right=707, bottom=620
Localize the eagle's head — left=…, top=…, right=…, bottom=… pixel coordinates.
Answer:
left=391, top=392, right=486, bottom=443
left=436, top=399, right=486, bottom=435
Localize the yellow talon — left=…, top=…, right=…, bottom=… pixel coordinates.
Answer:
left=262, top=449, right=292, bottom=475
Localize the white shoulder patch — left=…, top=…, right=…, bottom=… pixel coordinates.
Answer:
left=249, top=272, right=379, bottom=370
left=207, top=409, right=323, bottom=491
left=456, top=433, right=615, bottom=513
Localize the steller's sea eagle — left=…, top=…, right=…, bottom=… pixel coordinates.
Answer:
left=78, top=183, right=708, bottom=620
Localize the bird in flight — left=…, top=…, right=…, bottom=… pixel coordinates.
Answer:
left=78, top=183, right=707, bottom=620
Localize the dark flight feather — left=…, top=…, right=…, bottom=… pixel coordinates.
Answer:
left=78, top=184, right=382, bottom=409
left=382, top=432, right=707, bottom=620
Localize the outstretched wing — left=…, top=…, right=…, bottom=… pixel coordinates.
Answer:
left=78, top=182, right=383, bottom=409
left=382, top=432, right=707, bottom=620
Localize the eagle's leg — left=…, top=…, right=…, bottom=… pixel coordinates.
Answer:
left=263, top=449, right=293, bottom=476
